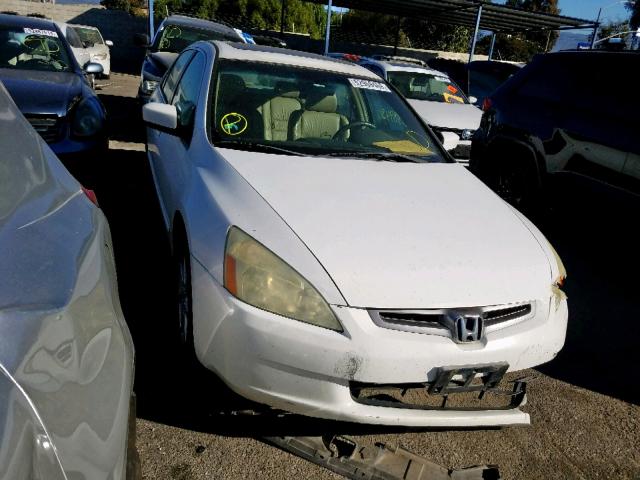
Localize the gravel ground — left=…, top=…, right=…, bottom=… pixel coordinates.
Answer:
left=93, top=73, right=639, bottom=480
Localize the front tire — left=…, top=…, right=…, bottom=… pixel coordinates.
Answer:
left=482, top=147, right=543, bottom=215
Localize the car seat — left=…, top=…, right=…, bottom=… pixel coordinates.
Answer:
left=289, top=94, right=349, bottom=141
left=258, top=82, right=302, bottom=141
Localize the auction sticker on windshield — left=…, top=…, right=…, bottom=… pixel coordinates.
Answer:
left=24, top=28, right=58, bottom=38
left=349, top=78, right=391, bottom=92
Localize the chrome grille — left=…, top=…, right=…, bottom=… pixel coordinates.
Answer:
left=485, top=304, right=532, bottom=327
left=370, top=302, right=534, bottom=339
left=25, top=114, right=63, bottom=143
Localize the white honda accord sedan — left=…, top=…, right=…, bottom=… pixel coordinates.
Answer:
left=142, top=41, right=568, bottom=428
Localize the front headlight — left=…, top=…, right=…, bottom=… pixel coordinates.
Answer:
left=224, top=227, right=342, bottom=332
left=71, top=98, right=104, bottom=137
left=141, top=80, right=158, bottom=95
left=460, top=129, right=475, bottom=141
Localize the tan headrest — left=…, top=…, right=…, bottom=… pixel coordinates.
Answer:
left=306, top=94, right=337, bottom=113
left=280, top=90, right=301, bottom=99
left=275, top=81, right=300, bottom=99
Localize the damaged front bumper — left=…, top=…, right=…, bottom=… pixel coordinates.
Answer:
left=192, top=262, right=567, bottom=428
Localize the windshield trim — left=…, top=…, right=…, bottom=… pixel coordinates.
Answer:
left=206, top=57, right=453, bottom=164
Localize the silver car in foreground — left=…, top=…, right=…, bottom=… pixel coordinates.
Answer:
left=0, top=82, right=138, bottom=479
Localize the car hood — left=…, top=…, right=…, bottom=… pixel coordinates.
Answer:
left=407, top=99, right=482, bottom=131
left=0, top=69, right=82, bottom=116
left=221, top=149, right=553, bottom=309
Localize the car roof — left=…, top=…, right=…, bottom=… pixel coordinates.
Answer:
left=213, top=41, right=381, bottom=80
left=162, top=15, right=238, bottom=36
left=0, top=13, right=57, bottom=30
left=362, top=58, right=449, bottom=77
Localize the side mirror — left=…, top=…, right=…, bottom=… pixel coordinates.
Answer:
left=133, top=33, right=150, bottom=47
left=468, top=96, right=478, bottom=105
left=84, top=62, right=103, bottom=75
left=439, top=131, right=460, bottom=152
left=143, top=103, right=178, bottom=130
left=105, top=40, right=114, bottom=48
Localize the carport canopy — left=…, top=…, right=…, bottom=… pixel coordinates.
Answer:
left=305, top=0, right=597, bottom=60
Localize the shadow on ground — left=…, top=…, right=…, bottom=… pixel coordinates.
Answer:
left=101, top=94, right=145, bottom=144
left=534, top=176, right=639, bottom=406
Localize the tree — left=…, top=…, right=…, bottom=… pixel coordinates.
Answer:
left=103, top=0, right=326, bottom=38
left=627, top=0, right=640, bottom=29
left=101, top=0, right=146, bottom=15
left=339, top=9, right=470, bottom=52
left=476, top=0, right=561, bottom=61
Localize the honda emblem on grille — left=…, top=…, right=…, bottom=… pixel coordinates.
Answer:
left=443, top=311, right=484, bottom=343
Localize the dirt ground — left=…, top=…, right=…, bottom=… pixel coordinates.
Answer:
left=91, top=73, right=639, bottom=480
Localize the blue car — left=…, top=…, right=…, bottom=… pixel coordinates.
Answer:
left=134, top=15, right=246, bottom=103
left=0, top=14, right=107, bottom=160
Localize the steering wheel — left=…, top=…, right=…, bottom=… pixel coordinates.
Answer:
left=332, top=121, right=376, bottom=140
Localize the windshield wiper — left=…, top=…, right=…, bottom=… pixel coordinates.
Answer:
left=325, top=151, right=422, bottom=163
left=214, top=140, right=306, bottom=157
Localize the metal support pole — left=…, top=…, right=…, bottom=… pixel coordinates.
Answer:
left=324, top=0, right=332, bottom=56
left=393, top=16, right=402, bottom=56
left=280, top=0, right=286, bottom=36
left=468, top=4, right=483, bottom=63
left=148, top=0, right=155, bottom=40
left=488, top=32, right=496, bottom=60
left=590, top=7, right=601, bottom=49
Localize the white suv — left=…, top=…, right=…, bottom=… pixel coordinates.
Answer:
left=359, top=57, right=482, bottom=164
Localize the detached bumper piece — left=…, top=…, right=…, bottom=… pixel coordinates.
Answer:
left=351, top=366, right=528, bottom=412
left=265, top=435, right=500, bottom=480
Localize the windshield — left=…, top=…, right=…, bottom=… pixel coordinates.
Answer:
left=0, top=26, right=72, bottom=72
left=72, top=26, right=103, bottom=46
left=211, top=60, right=447, bottom=162
left=387, top=70, right=468, bottom=104
left=154, top=24, right=238, bottom=53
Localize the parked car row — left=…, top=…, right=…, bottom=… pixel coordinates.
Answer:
left=18, top=10, right=640, bottom=470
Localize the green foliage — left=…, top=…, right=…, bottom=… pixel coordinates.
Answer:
left=120, top=0, right=326, bottom=39
left=101, top=0, right=146, bottom=15
left=340, top=10, right=470, bottom=52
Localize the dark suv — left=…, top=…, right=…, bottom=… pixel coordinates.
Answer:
left=471, top=51, right=639, bottom=211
